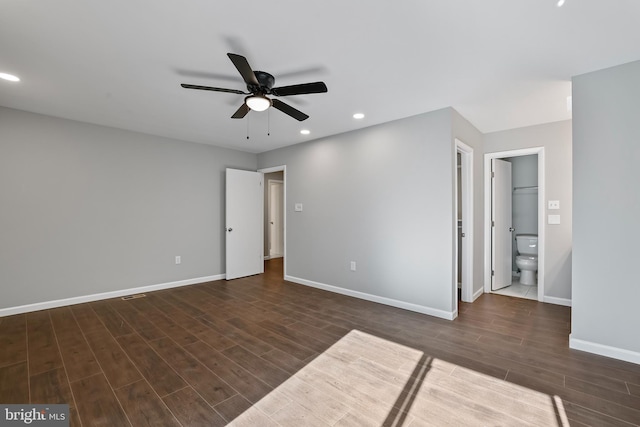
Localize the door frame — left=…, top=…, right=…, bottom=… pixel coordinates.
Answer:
left=454, top=139, right=474, bottom=307
left=258, top=165, right=287, bottom=277
left=483, top=147, right=545, bottom=301
left=267, top=179, right=284, bottom=259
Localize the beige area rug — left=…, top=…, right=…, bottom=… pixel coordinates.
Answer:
left=229, top=330, right=567, bottom=426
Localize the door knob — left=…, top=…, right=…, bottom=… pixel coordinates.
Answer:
left=227, top=228, right=233, bottom=232
left=461, top=233, right=466, bottom=237
left=509, top=227, right=515, bottom=232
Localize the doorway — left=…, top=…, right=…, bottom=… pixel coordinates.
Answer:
left=267, top=179, right=284, bottom=259
left=484, top=148, right=545, bottom=301
left=454, top=139, right=473, bottom=310
left=259, top=165, right=286, bottom=278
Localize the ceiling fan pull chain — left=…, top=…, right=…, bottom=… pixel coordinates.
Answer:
left=267, top=109, right=270, bottom=136
left=246, top=114, right=250, bottom=140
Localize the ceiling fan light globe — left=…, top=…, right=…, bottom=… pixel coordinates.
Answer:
left=246, top=95, right=271, bottom=112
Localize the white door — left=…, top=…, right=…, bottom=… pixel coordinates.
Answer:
left=226, top=168, right=264, bottom=280
left=268, top=180, right=284, bottom=258
left=491, top=159, right=513, bottom=291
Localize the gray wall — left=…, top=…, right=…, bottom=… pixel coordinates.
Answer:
left=507, top=155, right=538, bottom=272
left=258, top=108, right=457, bottom=317
left=452, top=110, right=485, bottom=300
left=0, top=107, right=256, bottom=310
left=484, top=120, right=572, bottom=301
left=572, top=60, right=640, bottom=359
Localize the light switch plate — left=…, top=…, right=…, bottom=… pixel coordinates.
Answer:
left=548, top=214, right=561, bottom=225
left=548, top=200, right=560, bottom=210
left=294, top=203, right=303, bottom=212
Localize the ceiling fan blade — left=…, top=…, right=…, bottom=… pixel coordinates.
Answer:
left=227, top=53, right=259, bottom=87
left=272, top=99, right=309, bottom=121
left=231, top=103, right=250, bottom=119
left=181, top=83, right=246, bottom=95
left=271, top=81, right=328, bottom=97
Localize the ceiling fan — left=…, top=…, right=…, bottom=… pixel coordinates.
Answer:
left=181, top=53, right=328, bottom=121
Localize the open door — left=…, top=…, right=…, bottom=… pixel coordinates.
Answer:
left=268, top=180, right=284, bottom=258
left=491, top=159, right=513, bottom=291
left=226, top=168, right=263, bottom=280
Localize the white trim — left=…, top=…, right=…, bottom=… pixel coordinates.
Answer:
left=285, top=275, right=456, bottom=320
left=258, top=165, right=287, bottom=278
left=570, top=335, right=640, bottom=365
left=543, top=296, right=572, bottom=307
left=0, top=274, right=225, bottom=317
left=472, top=287, right=484, bottom=302
left=484, top=147, right=545, bottom=302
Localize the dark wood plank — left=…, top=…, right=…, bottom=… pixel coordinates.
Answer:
left=108, top=299, right=166, bottom=341
left=0, top=362, right=28, bottom=403
left=506, top=370, right=640, bottom=425
left=629, top=382, right=640, bottom=397
left=213, top=394, right=253, bottom=424
left=84, top=328, right=142, bottom=390
left=0, top=314, right=26, bottom=367
left=49, top=307, right=102, bottom=382
left=197, top=314, right=272, bottom=355
left=29, top=367, right=73, bottom=405
left=226, top=317, right=315, bottom=361
left=260, top=348, right=314, bottom=375
left=148, top=337, right=237, bottom=406
left=184, top=340, right=273, bottom=404
left=71, top=373, right=130, bottom=427
left=90, top=301, right=133, bottom=337
left=71, top=303, right=108, bottom=335
left=127, top=298, right=200, bottom=346
left=114, top=380, right=181, bottom=426
left=116, top=333, right=186, bottom=397
left=26, top=310, right=63, bottom=375
left=163, top=387, right=227, bottom=427
left=222, top=344, right=291, bottom=387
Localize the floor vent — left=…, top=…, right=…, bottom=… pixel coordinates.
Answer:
left=121, top=294, right=147, bottom=300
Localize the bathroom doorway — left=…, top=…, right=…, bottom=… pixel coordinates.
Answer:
left=484, top=148, right=545, bottom=302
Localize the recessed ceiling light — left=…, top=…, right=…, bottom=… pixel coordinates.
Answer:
left=300, top=129, right=310, bottom=135
left=353, top=113, right=365, bottom=119
left=0, top=72, right=20, bottom=82
left=557, top=0, right=565, bottom=7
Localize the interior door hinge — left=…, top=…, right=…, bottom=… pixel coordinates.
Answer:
left=492, top=171, right=495, bottom=178
left=492, top=270, right=495, bottom=276
left=492, top=221, right=495, bottom=227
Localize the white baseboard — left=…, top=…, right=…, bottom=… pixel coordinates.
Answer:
left=472, top=287, right=484, bottom=302
left=543, top=296, right=572, bottom=307
left=285, top=275, right=456, bottom=321
left=0, top=274, right=225, bottom=317
left=570, top=335, right=640, bottom=365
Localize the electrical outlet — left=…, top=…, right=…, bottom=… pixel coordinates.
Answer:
left=350, top=261, right=356, bottom=271
left=548, top=200, right=560, bottom=210
left=175, top=256, right=181, bottom=265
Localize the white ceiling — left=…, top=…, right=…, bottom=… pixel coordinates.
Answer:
left=1, top=1, right=639, bottom=153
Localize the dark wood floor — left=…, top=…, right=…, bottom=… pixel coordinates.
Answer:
left=1, top=258, right=639, bottom=426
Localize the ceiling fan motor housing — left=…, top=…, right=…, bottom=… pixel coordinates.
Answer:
left=252, top=71, right=275, bottom=93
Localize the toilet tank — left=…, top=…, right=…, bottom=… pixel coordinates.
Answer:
left=516, top=234, right=538, bottom=255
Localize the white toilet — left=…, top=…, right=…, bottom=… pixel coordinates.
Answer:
left=515, top=234, right=538, bottom=285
